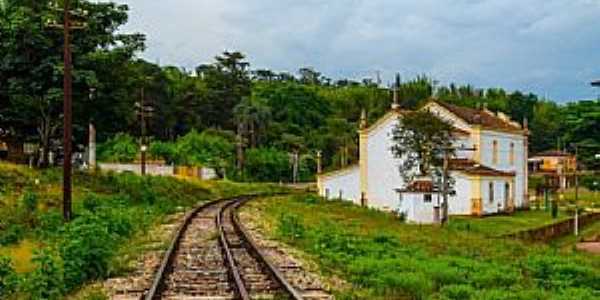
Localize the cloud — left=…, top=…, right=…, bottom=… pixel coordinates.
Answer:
left=114, top=0, right=600, bottom=101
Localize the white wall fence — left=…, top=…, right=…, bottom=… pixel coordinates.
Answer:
left=98, top=163, right=175, bottom=176
left=97, top=163, right=218, bottom=180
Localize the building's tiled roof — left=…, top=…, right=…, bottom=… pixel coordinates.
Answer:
left=406, top=180, right=435, bottom=192
left=449, top=158, right=515, bottom=177
left=432, top=100, right=523, bottom=132
left=452, top=127, right=471, bottom=136
left=533, top=150, right=573, bottom=157
left=396, top=179, right=440, bottom=193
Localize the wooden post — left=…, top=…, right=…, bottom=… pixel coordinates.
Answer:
left=62, top=0, right=73, bottom=222
left=140, top=86, right=147, bottom=176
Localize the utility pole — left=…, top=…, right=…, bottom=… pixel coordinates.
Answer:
left=136, top=80, right=154, bottom=176
left=47, top=0, right=86, bottom=222
left=140, top=86, right=147, bottom=176
left=569, top=143, right=600, bottom=235
left=62, top=0, right=73, bottom=222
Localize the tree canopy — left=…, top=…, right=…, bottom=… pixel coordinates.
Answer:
left=1, top=0, right=599, bottom=174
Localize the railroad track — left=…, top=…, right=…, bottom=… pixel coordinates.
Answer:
left=145, top=196, right=304, bottom=300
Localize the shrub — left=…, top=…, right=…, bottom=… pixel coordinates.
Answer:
left=174, top=130, right=234, bottom=172
left=97, top=133, right=138, bottom=163
left=97, top=207, right=135, bottom=238
left=82, top=193, right=104, bottom=212
left=525, top=255, right=599, bottom=290
left=581, top=175, right=600, bottom=191
left=19, top=190, right=39, bottom=227
left=0, top=255, right=17, bottom=298
left=0, top=224, right=25, bottom=246
left=149, top=141, right=176, bottom=163
left=21, top=190, right=38, bottom=214
left=243, top=147, right=290, bottom=182
left=36, top=210, right=64, bottom=241
left=277, top=213, right=305, bottom=241
left=60, top=214, right=114, bottom=291
left=440, top=284, right=475, bottom=300
left=25, top=249, right=65, bottom=300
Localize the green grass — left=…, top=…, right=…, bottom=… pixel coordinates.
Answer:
left=450, top=210, right=571, bottom=237
left=244, top=194, right=600, bottom=299
left=0, top=162, right=288, bottom=299
left=561, top=188, right=600, bottom=209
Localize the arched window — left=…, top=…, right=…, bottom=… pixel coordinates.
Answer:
left=492, top=140, right=499, bottom=165
left=509, top=142, right=515, bottom=166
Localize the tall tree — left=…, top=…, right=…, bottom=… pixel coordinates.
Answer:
left=233, top=97, right=271, bottom=148
left=0, top=0, right=143, bottom=165
left=196, top=51, right=251, bottom=129
left=391, top=110, right=455, bottom=185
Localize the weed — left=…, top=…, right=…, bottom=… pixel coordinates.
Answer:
left=24, top=249, right=65, bottom=300
left=0, top=255, right=17, bottom=298
left=277, top=213, right=305, bottom=241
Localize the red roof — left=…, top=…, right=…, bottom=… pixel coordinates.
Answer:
left=405, top=180, right=435, bottom=192
left=432, top=100, right=522, bottom=132
left=449, top=158, right=515, bottom=177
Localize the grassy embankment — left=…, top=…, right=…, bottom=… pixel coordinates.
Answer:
left=0, top=162, right=287, bottom=299
left=244, top=194, right=600, bottom=300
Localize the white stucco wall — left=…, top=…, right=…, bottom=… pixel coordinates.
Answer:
left=319, top=166, right=361, bottom=204
left=479, top=130, right=526, bottom=208
left=399, top=192, right=441, bottom=224
left=366, top=117, right=405, bottom=211
left=98, top=163, right=174, bottom=176
left=448, top=173, right=472, bottom=215
left=479, top=177, right=512, bottom=214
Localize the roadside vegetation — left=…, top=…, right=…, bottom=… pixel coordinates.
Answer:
left=0, top=162, right=286, bottom=299
left=245, top=194, right=600, bottom=299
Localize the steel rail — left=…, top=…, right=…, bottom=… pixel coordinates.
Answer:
left=145, top=192, right=297, bottom=300
left=218, top=198, right=252, bottom=300
left=231, top=199, right=304, bottom=300
left=144, top=197, right=229, bottom=300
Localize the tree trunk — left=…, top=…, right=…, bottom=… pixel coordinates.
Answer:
left=236, top=123, right=245, bottom=175
left=250, top=121, right=256, bottom=148
left=37, top=117, right=51, bottom=168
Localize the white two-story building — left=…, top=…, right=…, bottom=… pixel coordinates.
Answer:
left=317, top=99, right=529, bottom=223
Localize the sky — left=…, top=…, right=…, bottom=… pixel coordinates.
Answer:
left=113, top=0, right=600, bottom=102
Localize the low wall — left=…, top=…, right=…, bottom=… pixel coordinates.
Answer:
left=98, top=163, right=174, bottom=176
left=507, top=212, right=600, bottom=242
left=98, top=163, right=217, bottom=179
left=174, top=166, right=217, bottom=180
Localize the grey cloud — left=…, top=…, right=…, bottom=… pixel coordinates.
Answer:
left=114, top=0, right=600, bottom=101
